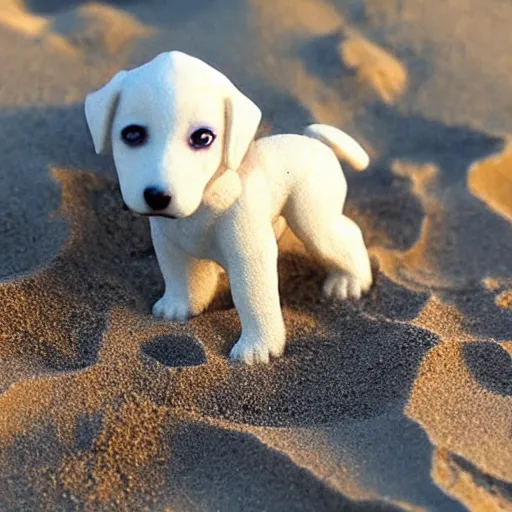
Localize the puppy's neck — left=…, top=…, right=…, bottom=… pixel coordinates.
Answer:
left=201, top=140, right=261, bottom=214
left=202, top=167, right=243, bottom=214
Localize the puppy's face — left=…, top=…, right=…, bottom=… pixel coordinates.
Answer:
left=112, top=70, right=225, bottom=218
left=85, top=52, right=262, bottom=219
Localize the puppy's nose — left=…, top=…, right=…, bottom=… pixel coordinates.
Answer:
left=144, top=187, right=171, bottom=211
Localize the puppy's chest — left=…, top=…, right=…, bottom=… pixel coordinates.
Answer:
left=164, top=215, right=218, bottom=259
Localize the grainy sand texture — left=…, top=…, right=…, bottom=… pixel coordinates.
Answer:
left=1, top=1, right=512, bottom=510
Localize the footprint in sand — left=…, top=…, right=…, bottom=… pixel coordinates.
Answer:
left=463, top=341, right=512, bottom=397
left=142, top=335, right=206, bottom=368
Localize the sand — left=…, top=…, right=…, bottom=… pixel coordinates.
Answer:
left=1, top=0, right=511, bottom=510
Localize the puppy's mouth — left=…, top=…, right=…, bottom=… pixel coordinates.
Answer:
left=122, top=203, right=178, bottom=220
left=142, top=212, right=178, bottom=220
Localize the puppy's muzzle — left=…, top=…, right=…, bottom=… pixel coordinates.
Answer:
left=144, top=186, right=172, bottom=211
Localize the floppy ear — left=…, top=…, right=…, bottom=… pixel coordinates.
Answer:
left=84, top=70, right=128, bottom=154
left=223, top=83, right=262, bottom=171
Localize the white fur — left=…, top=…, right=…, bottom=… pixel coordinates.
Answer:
left=85, top=51, right=373, bottom=364
left=304, top=124, right=370, bottom=171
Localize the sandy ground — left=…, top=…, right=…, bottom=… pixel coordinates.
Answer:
left=1, top=0, right=512, bottom=510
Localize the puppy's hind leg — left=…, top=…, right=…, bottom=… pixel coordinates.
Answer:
left=319, top=215, right=373, bottom=299
left=283, top=170, right=372, bottom=300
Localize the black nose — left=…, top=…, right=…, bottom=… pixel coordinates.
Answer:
left=144, top=187, right=171, bottom=211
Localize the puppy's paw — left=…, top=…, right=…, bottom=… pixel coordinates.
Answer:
left=230, top=333, right=285, bottom=365
left=323, top=270, right=372, bottom=300
left=152, top=293, right=192, bottom=322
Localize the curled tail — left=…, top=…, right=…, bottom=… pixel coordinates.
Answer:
left=304, top=124, right=370, bottom=171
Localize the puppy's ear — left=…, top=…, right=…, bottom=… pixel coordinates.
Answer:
left=84, top=70, right=128, bottom=154
left=223, top=84, right=262, bottom=171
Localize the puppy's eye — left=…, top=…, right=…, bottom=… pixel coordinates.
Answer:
left=121, top=125, right=147, bottom=146
left=189, top=128, right=216, bottom=149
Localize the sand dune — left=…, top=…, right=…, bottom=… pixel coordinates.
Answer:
left=1, top=0, right=512, bottom=510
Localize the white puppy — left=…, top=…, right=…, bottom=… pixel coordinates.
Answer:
left=84, top=51, right=372, bottom=364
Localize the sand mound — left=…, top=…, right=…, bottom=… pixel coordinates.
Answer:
left=0, top=1, right=150, bottom=57
left=408, top=297, right=512, bottom=481
left=0, top=0, right=48, bottom=37
left=339, top=35, right=408, bottom=105
left=51, top=3, right=152, bottom=55
left=468, top=139, right=512, bottom=223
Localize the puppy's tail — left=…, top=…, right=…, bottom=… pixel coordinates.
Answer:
left=304, top=124, right=370, bottom=171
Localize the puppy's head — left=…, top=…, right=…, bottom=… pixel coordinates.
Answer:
left=84, top=51, right=261, bottom=218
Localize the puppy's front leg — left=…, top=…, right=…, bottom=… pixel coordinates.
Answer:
left=221, top=225, right=286, bottom=364
left=150, top=219, right=219, bottom=321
